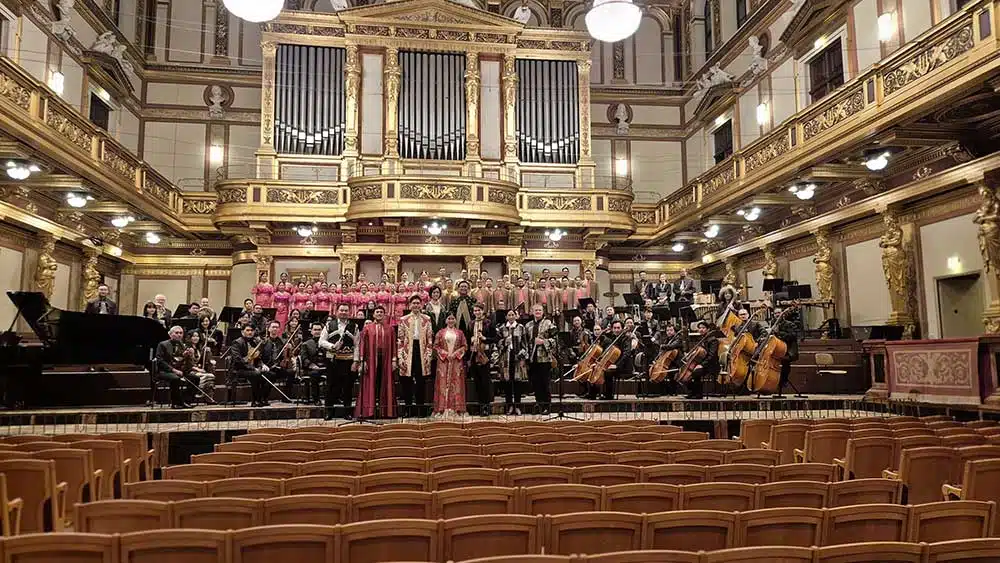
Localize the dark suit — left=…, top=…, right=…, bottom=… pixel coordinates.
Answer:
left=84, top=298, right=118, bottom=315
left=155, top=339, right=186, bottom=406
left=688, top=334, right=719, bottom=399
left=652, top=283, right=672, bottom=303
left=772, top=317, right=800, bottom=391
left=468, top=317, right=495, bottom=415
left=229, top=336, right=266, bottom=405
left=591, top=332, right=633, bottom=400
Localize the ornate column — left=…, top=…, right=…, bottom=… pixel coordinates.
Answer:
left=974, top=179, right=1000, bottom=333
left=464, top=52, right=482, bottom=175
left=339, top=253, right=358, bottom=284
left=580, top=259, right=598, bottom=276
left=255, top=254, right=273, bottom=283
left=34, top=234, right=57, bottom=299
left=505, top=255, right=524, bottom=278
left=501, top=53, right=519, bottom=177
left=343, top=43, right=362, bottom=178
left=813, top=228, right=835, bottom=315
left=382, top=254, right=400, bottom=283
left=879, top=207, right=916, bottom=337
left=577, top=59, right=595, bottom=189
left=723, top=257, right=738, bottom=286
left=211, top=1, right=230, bottom=65
left=81, top=247, right=100, bottom=309
left=465, top=255, right=484, bottom=281
left=762, top=244, right=778, bottom=279
left=382, top=47, right=401, bottom=174
left=258, top=40, right=278, bottom=180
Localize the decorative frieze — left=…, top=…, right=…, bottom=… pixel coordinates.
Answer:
left=526, top=196, right=592, bottom=211
left=266, top=188, right=341, bottom=205
left=883, top=23, right=974, bottom=97
left=103, top=144, right=139, bottom=183
left=802, top=88, right=865, bottom=141
left=350, top=184, right=383, bottom=202
left=399, top=183, right=471, bottom=200
left=181, top=199, right=218, bottom=215
left=45, top=104, right=93, bottom=153
left=218, top=188, right=248, bottom=203
left=742, top=132, right=790, bottom=174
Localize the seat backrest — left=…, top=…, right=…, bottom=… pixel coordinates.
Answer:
left=827, top=478, right=902, bottom=507
left=691, top=440, right=743, bottom=451
left=350, top=490, right=434, bottom=522
left=101, top=433, right=152, bottom=481
left=959, top=458, right=1000, bottom=510
left=124, top=480, right=205, bottom=502
left=191, top=452, right=253, bottom=465
left=681, top=482, right=755, bottom=512
left=824, top=503, right=910, bottom=545
left=738, top=506, right=825, bottom=547
left=74, top=499, right=170, bottom=534
left=908, top=500, right=996, bottom=543
left=424, top=443, right=481, bottom=458
left=738, top=420, right=776, bottom=450
left=255, top=450, right=312, bottom=463
left=426, top=454, right=492, bottom=472
left=357, top=470, right=428, bottom=494
left=844, top=437, right=896, bottom=479
left=770, top=463, right=836, bottom=482
left=363, top=457, right=428, bottom=474
left=952, top=446, right=1000, bottom=485
left=298, top=459, right=364, bottom=477
left=576, top=464, right=642, bottom=487
left=368, top=446, right=425, bottom=459
left=231, top=461, right=299, bottom=480
left=924, top=537, right=1000, bottom=563
left=230, top=524, right=339, bottom=563
left=0, top=458, right=58, bottom=533
left=705, top=463, right=772, bottom=484
left=640, top=440, right=691, bottom=453
left=702, top=546, right=814, bottom=563
left=162, top=464, right=232, bottom=482
left=506, top=466, right=573, bottom=488
left=30, top=447, right=97, bottom=505
left=591, top=441, right=644, bottom=453
left=724, top=449, right=781, bottom=466
left=551, top=452, right=613, bottom=468
left=640, top=463, right=706, bottom=485
left=538, top=442, right=590, bottom=455
left=442, top=514, right=542, bottom=562
left=612, top=451, right=671, bottom=467
left=547, top=512, right=643, bottom=556
left=339, top=519, right=440, bottom=563
left=119, top=528, right=228, bottom=563
left=430, top=467, right=503, bottom=491
left=643, top=510, right=737, bottom=551
left=310, top=448, right=367, bottom=462
left=768, top=424, right=810, bottom=465
left=282, top=474, right=356, bottom=496
left=898, top=447, right=956, bottom=505
left=802, top=429, right=851, bottom=464
left=671, top=450, right=724, bottom=466
left=754, top=480, right=828, bottom=509
left=70, top=440, right=125, bottom=499
left=604, top=483, right=681, bottom=514
left=814, top=542, right=924, bottom=563
left=434, top=486, right=518, bottom=519
left=217, top=442, right=269, bottom=454
left=522, top=484, right=602, bottom=515
left=0, top=531, right=114, bottom=563
left=171, top=497, right=261, bottom=530
left=206, top=477, right=283, bottom=499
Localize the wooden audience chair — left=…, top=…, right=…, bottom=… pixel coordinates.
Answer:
left=171, top=497, right=262, bottom=530
left=231, top=524, right=338, bottom=563
left=434, top=485, right=518, bottom=519
left=884, top=446, right=955, bottom=504
left=339, top=519, right=441, bottom=563
left=692, top=439, right=743, bottom=451
left=640, top=440, right=691, bottom=453
left=283, top=433, right=328, bottom=443
left=0, top=473, right=23, bottom=536
left=827, top=478, right=902, bottom=507
left=322, top=438, right=371, bottom=450
left=824, top=503, right=910, bottom=545
left=216, top=441, right=269, bottom=453
left=576, top=464, right=641, bottom=486
left=430, top=467, right=503, bottom=490
left=424, top=443, right=480, bottom=457
left=522, top=484, right=603, bottom=515
left=771, top=463, right=836, bottom=482
left=102, top=433, right=156, bottom=482
left=364, top=457, right=427, bottom=474
left=603, top=483, right=680, bottom=514
left=483, top=442, right=537, bottom=456
left=357, top=471, right=429, bottom=494
left=191, top=452, right=254, bottom=465
left=368, top=446, right=426, bottom=459
left=479, top=434, right=532, bottom=446
left=618, top=432, right=664, bottom=443
left=0, top=458, right=66, bottom=532
left=948, top=445, right=1000, bottom=488
left=705, top=463, right=772, bottom=484
left=525, top=433, right=572, bottom=444
left=0, top=531, right=114, bottom=563
left=724, top=449, right=781, bottom=466
left=119, top=528, right=228, bottom=563
left=737, top=507, right=825, bottom=547
left=246, top=428, right=294, bottom=434
left=943, top=459, right=1000, bottom=519
left=925, top=537, right=1000, bottom=562
left=585, top=550, right=700, bottom=563
left=613, top=451, right=671, bottom=467
left=591, top=441, right=644, bottom=453
left=506, top=466, right=574, bottom=487
left=736, top=420, right=775, bottom=449
left=374, top=433, right=423, bottom=444
left=124, top=480, right=205, bottom=502
left=702, top=546, right=814, bottom=563
left=74, top=499, right=170, bottom=533
left=282, top=474, right=356, bottom=496
left=672, top=449, right=724, bottom=466
left=262, top=494, right=350, bottom=525
left=162, top=463, right=231, bottom=481
left=893, top=428, right=936, bottom=439
left=754, top=481, right=828, bottom=509
left=814, top=542, right=924, bottom=563
left=0, top=436, right=55, bottom=444
left=907, top=500, right=996, bottom=543
left=298, top=459, right=364, bottom=476
left=14, top=441, right=68, bottom=452
left=233, top=433, right=282, bottom=443
left=31, top=447, right=102, bottom=505
left=538, top=442, right=590, bottom=455
left=350, top=490, right=434, bottom=521
left=551, top=452, right=613, bottom=468
left=547, top=512, right=643, bottom=556
left=936, top=427, right=976, bottom=437
left=943, top=434, right=987, bottom=448
left=206, top=477, right=282, bottom=499
left=255, top=450, right=312, bottom=463
left=426, top=454, right=491, bottom=472
left=669, top=431, right=711, bottom=441
left=680, top=482, right=755, bottom=512
left=311, top=448, right=367, bottom=462
left=833, top=437, right=896, bottom=480
left=443, top=514, right=542, bottom=562
left=643, top=510, right=737, bottom=551
left=640, top=464, right=706, bottom=485
left=566, top=432, right=611, bottom=444
left=762, top=423, right=809, bottom=465
left=330, top=430, right=377, bottom=440
left=231, top=461, right=299, bottom=480
left=70, top=439, right=130, bottom=499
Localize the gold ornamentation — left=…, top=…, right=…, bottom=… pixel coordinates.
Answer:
left=880, top=209, right=911, bottom=322
left=345, top=45, right=361, bottom=104
left=723, top=258, right=737, bottom=287
left=103, top=145, right=138, bottom=183
left=666, top=189, right=696, bottom=215
left=527, top=196, right=591, bottom=211
left=396, top=27, right=431, bottom=39
left=550, top=40, right=586, bottom=51
left=267, top=23, right=308, bottom=34
left=802, top=88, right=865, bottom=141
left=46, top=107, right=93, bottom=153
left=382, top=254, right=400, bottom=282
left=883, top=24, right=974, bottom=97
left=393, top=10, right=463, bottom=23
left=608, top=198, right=631, bottom=213
left=743, top=133, right=790, bottom=173
left=399, top=183, right=472, bottom=201
left=813, top=228, right=834, bottom=303
left=34, top=235, right=57, bottom=299
left=465, top=255, right=483, bottom=280
left=762, top=244, right=778, bottom=279
left=339, top=252, right=359, bottom=283
left=913, top=166, right=933, bottom=181
left=854, top=178, right=886, bottom=196
left=438, top=30, right=471, bottom=41
left=311, top=26, right=345, bottom=37
left=476, top=32, right=508, bottom=44
left=518, top=39, right=546, bottom=49
left=505, top=255, right=524, bottom=276
left=182, top=199, right=217, bottom=215
left=0, top=70, right=31, bottom=111
left=578, top=59, right=591, bottom=157
left=218, top=188, right=248, bottom=203
left=356, top=24, right=391, bottom=36
left=81, top=248, right=100, bottom=309
left=632, top=210, right=655, bottom=224
left=612, top=42, right=625, bottom=80
left=974, top=182, right=1000, bottom=275
left=465, top=53, right=480, bottom=114
left=351, top=184, right=383, bottom=201
left=142, top=175, right=172, bottom=204
left=266, top=188, right=340, bottom=205
left=262, top=41, right=277, bottom=145
left=701, top=163, right=736, bottom=198
left=488, top=188, right=516, bottom=207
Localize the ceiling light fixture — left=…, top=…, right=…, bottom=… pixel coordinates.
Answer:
left=585, top=0, right=641, bottom=43
left=296, top=225, right=318, bottom=238
left=671, top=242, right=685, bottom=252
left=789, top=183, right=817, bottom=200
left=737, top=207, right=761, bottom=221
left=222, top=0, right=284, bottom=23
left=545, top=228, right=566, bottom=242
left=66, top=193, right=91, bottom=208
left=144, top=232, right=161, bottom=244
left=111, top=215, right=135, bottom=228
left=704, top=224, right=720, bottom=238
left=864, top=150, right=891, bottom=171
left=424, top=221, right=447, bottom=236
left=6, top=161, right=40, bottom=180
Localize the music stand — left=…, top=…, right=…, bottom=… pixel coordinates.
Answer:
left=544, top=331, right=584, bottom=422
left=173, top=304, right=191, bottom=319
left=762, top=278, right=784, bottom=293
left=623, top=293, right=644, bottom=307
left=788, top=284, right=813, bottom=299
left=174, top=318, right=199, bottom=334
left=492, top=310, right=507, bottom=327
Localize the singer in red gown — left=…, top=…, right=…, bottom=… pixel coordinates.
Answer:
left=352, top=305, right=397, bottom=419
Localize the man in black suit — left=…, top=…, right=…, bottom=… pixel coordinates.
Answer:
left=228, top=324, right=270, bottom=407
left=155, top=325, right=190, bottom=408
left=772, top=307, right=800, bottom=396
left=84, top=284, right=118, bottom=315
left=468, top=303, right=496, bottom=416
left=319, top=303, right=358, bottom=419
left=686, top=321, right=720, bottom=399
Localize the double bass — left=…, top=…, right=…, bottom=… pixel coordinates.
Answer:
left=747, top=305, right=799, bottom=394
left=725, top=310, right=765, bottom=387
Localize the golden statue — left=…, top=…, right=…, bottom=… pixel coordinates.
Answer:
left=34, top=237, right=58, bottom=299
left=974, top=183, right=1000, bottom=274
left=723, top=258, right=737, bottom=287
left=81, top=249, right=101, bottom=308
left=879, top=211, right=909, bottom=316
left=762, top=244, right=778, bottom=279
left=813, top=229, right=834, bottom=302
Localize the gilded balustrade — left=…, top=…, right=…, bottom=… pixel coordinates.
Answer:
left=345, top=175, right=521, bottom=223
left=213, top=180, right=350, bottom=225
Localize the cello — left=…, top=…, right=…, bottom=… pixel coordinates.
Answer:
left=571, top=332, right=602, bottom=382
left=725, top=309, right=765, bottom=387
left=747, top=304, right=799, bottom=394
left=649, top=332, right=683, bottom=383
left=590, top=325, right=637, bottom=386
left=676, top=326, right=722, bottom=384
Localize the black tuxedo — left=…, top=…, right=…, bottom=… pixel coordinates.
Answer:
left=84, top=298, right=118, bottom=315
left=155, top=339, right=187, bottom=406
left=425, top=302, right=449, bottom=333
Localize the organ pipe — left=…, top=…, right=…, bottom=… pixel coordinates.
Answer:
left=274, top=45, right=346, bottom=156
left=398, top=51, right=467, bottom=161
left=515, top=59, right=580, bottom=164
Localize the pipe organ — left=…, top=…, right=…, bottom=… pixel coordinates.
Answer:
left=398, top=51, right=467, bottom=161
left=516, top=59, right=580, bottom=164
left=274, top=45, right=346, bottom=156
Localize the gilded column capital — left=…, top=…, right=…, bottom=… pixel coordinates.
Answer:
left=34, top=234, right=57, bottom=299
left=339, top=252, right=359, bottom=284
left=382, top=254, right=400, bottom=283
left=81, top=247, right=100, bottom=309
left=261, top=40, right=277, bottom=57
left=723, top=257, right=738, bottom=287
left=505, top=255, right=525, bottom=276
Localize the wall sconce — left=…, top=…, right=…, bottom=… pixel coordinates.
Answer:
left=48, top=70, right=65, bottom=95
left=756, top=103, right=769, bottom=126
left=209, top=145, right=225, bottom=164
left=878, top=12, right=896, bottom=42
left=615, top=158, right=628, bottom=176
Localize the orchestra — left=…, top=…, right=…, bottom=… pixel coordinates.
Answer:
left=139, top=268, right=804, bottom=415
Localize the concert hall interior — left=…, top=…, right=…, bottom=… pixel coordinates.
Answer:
left=4, top=0, right=1000, bottom=558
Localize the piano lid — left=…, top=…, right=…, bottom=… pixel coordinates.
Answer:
left=6, top=291, right=169, bottom=365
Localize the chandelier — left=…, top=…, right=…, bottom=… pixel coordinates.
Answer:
left=223, top=0, right=284, bottom=23
left=585, top=0, right=641, bottom=43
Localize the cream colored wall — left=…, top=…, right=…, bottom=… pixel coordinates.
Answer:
left=229, top=263, right=256, bottom=307
left=480, top=59, right=502, bottom=161
left=143, top=122, right=207, bottom=190
left=746, top=268, right=764, bottom=300
left=0, top=247, right=24, bottom=329
left=902, top=1, right=934, bottom=42
left=165, top=0, right=204, bottom=64
left=273, top=259, right=341, bottom=285
left=117, top=107, right=141, bottom=155
left=60, top=55, right=85, bottom=113
left=737, top=88, right=759, bottom=148
left=51, top=262, right=72, bottom=310
left=846, top=238, right=891, bottom=325
left=631, top=140, right=682, bottom=200
left=919, top=213, right=984, bottom=339
left=136, top=278, right=189, bottom=316
left=227, top=125, right=259, bottom=178
left=18, top=15, right=48, bottom=83
left=146, top=82, right=208, bottom=106
left=207, top=279, right=228, bottom=310
left=592, top=139, right=613, bottom=188
left=854, top=0, right=881, bottom=72
left=630, top=105, right=680, bottom=126
left=524, top=261, right=580, bottom=279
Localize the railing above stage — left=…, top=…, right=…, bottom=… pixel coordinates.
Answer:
left=213, top=180, right=350, bottom=225
left=346, top=175, right=520, bottom=223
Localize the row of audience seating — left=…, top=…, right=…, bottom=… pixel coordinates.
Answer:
left=219, top=437, right=728, bottom=453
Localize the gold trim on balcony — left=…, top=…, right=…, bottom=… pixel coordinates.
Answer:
left=345, top=175, right=520, bottom=223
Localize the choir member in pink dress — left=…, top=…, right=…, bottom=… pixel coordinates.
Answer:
left=329, top=284, right=342, bottom=313
left=312, top=272, right=326, bottom=294
left=419, top=270, right=432, bottom=291
left=376, top=282, right=392, bottom=312
left=276, top=272, right=292, bottom=294
left=252, top=271, right=275, bottom=308
left=357, top=283, right=372, bottom=317
left=292, top=282, right=311, bottom=312
left=433, top=312, right=467, bottom=416
left=346, top=283, right=361, bottom=316
left=273, top=283, right=292, bottom=330
left=314, top=282, right=332, bottom=313
left=393, top=283, right=408, bottom=321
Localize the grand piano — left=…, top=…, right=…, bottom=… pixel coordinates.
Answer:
left=0, top=291, right=169, bottom=408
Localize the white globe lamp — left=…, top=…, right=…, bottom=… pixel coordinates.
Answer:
left=585, top=0, right=641, bottom=43
left=223, top=0, right=285, bottom=23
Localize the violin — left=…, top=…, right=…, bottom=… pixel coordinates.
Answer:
left=747, top=303, right=800, bottom=394
left=279, top=332, right=302, bottom=371
left=244, top=338, right=263, bottom=364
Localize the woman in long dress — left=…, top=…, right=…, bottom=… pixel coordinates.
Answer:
left=433, top=312, right=467, bottom=416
